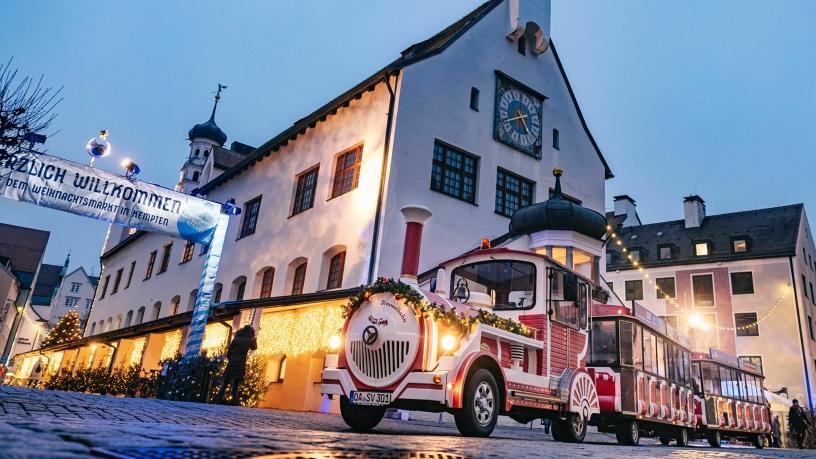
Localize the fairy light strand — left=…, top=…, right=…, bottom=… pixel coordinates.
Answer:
left=605, top=226, right=789, bottom=331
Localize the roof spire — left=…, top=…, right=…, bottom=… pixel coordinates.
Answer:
left=552, top=167, right=563, bottom=199
left=210, top=83, right=227, bottom=121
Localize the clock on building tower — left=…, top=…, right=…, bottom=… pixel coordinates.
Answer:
left=494, top=73, right=544, bottom=158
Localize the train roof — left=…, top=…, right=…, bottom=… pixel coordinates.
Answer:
left=692, top=349, right=764, bottom=376
left=592, top=302, right=692, bottom=350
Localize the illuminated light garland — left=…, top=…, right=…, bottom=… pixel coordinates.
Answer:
left=103, top=347, right=114, bottom=368
left=160, top=330, right=182, bottom=361
left=606, top=228, right=790, bottom=331
left=129, top=337, right=146, bottom=367
left=256, top=304, right=345, bottom=357
left=202, top=323, right=229, bottom=353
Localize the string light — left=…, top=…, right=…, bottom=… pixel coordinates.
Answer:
left=202, top=323, right=229, bottom=353
left=129, top=337, right=146, bottom=367
left=160, top=330, right=182, bottom=360
left=256, top=304, right=345, bottom=357
left=606, top=228, right=789, bottom=331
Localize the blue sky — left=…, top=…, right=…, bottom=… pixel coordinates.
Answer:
left=1, top=0, right=815, bottom=273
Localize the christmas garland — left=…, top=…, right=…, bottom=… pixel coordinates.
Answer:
left=343, top=277, right=532, bottom=338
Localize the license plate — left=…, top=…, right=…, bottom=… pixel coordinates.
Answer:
left=350, top=390, right=391, bottom=406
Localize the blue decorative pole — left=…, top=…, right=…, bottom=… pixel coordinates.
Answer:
left=183, top=213, right=230, bottom=358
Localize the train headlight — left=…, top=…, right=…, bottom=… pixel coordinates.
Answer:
left=329, top=335, right=342, bottom=350
left=441, top=334, right=458, bottom=352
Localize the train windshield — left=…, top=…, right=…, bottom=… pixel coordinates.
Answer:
left=451, top=260, right=536, bottom=310
left=589, top=320, right=618, bottom=365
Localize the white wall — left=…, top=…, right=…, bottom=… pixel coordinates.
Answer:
left=377, top=3, right=607, bottom=279
left=49, top=268, right=97, bottom=327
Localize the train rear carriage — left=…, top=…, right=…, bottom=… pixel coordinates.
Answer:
left=690, top=349, right=770, bottom=448
left=587, top=303, right=696, bottom=446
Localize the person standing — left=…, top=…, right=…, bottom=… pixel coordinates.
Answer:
left=215, top=325, right=257, bottom=406
left=771, top=414, right=782, bottom=447
left=789, top=399, right=811, bottom=449
left=27, top=359, right=43, bottom=388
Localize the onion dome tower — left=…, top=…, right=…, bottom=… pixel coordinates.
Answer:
left=177, top=85, right=228, bottom=194
left=509, top=167, right=607, bottom=282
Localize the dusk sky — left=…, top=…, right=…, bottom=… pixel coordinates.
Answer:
left=2, top=0, right=815, bottom=274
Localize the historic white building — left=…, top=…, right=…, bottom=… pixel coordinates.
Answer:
left=49, top=267, right=98, bottom=329
left=605, top=195, right=816, bottom=407
left=86, top=0, right=613, bottom=352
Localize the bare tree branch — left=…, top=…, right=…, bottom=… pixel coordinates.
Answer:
left=0, top=57, right=63, bottom=161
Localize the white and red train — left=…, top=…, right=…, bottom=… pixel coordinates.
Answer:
left=320, top=172, right=770, bottom=447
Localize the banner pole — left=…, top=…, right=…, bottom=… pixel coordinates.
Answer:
left=183, top=213, right=230, bottom=358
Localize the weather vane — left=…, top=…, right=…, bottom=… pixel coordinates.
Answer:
left=214, top=84, right=227, bottom=100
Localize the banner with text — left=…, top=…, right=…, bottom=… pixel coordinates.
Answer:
left=0, top=151, right=221, bottom=244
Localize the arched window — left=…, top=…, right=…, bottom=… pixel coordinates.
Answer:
left=104, top=317, right=113, bottom=332
left=150, top=302, right=161, bottom=321
left=231, top=276, right=247, bottom=301
left=98, top=320, right=104, bottom=333
left=321, top=245, right=347, bottom=290
left=204, top=150, right=210, bottom=157
left=124, top=310, right=133, bottom=328
left=89, top=323, right=96, bottom=335
left=192, top=171, right=199, bottom=181
left=214, top=284, right=223, bottom=303
left=292, top=263, right=307, bottom=295
left=187, top=289, right=198, bottom=312
left=135, top=307, right=145, bottom=324
left=114, top=314, right=122, bottom=330
left=260, top=268, right=274, bottom=298
left=171, top=296, right=181, bottom=315
left=195, top=148, right=200, bottom=156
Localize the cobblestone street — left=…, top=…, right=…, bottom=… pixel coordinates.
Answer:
left=0, top=386, right=810, bottom=459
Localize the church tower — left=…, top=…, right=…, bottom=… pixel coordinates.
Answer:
left=177, top=86, right=228, bottom=194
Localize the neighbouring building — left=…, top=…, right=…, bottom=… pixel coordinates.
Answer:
left=605, top=195, right=816, bottom=407
left=68, top=0, right=614, bottom=412
left=0, top=223, right=51, bottom=365
left=49, top=264, right=99, bottom=329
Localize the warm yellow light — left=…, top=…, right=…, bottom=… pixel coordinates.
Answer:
left=688, top=314, right=710, bottom=331
left=433, top=374, right=442, bottom=384
left=447, top=383, right=454, bottom=390
left=329, top=335, right=342, bottom=350
left=129, top=337, right=146, bottom=367
left=606, top=225, right=612, bottom=230
left=441, top=334, right=458, bottom=351
left=90, top=344, right=97, bottom=350
left=611, top=233, right=616, bottom=238
left=256, top=304, right=345, bottom=357
left=616, top=241, right=622, bottom=246
left=121, top=158, right=131, bottom=167
left=160, top=330, right=182, bottom=360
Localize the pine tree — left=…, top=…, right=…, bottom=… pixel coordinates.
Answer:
left=40, top=310, right=82, bottom=347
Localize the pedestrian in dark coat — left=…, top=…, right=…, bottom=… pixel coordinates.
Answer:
left=789, top=399, right=811, bottom=449
left=215, top=325, right=257, bottom=405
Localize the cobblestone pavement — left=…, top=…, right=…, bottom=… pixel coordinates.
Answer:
left=0, top=386, right=810, bottom=459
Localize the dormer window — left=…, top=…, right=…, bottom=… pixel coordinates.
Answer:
left=694, top=241, right=710, bottom=257
left=628, top=247, right=647, bottom=262
left=731, top=236, right=751, bottom=254
left=658, top=243, right=677, bottom=260
left=606, top=250, right=619, bottom=266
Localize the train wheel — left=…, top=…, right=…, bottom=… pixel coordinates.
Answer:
left=659, top=435, right=672, bottom=445
left=615, top=427, right=627, bottom=444
left=675, top=427, right=689, bottom=447
left=617, top=419, right=640, bottom=446
left=707, top=430, right=721, bottom=448
left=339, top=395, right=386, bottom=431
left=454, top=369, right=498, bottom=437
left=752, top=434, right=765, bottom=449
left=561, top=413, right=587, bottom=443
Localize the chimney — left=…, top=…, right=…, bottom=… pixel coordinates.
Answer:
left=613, top=195, right=639, bottom=227
left=684, top=195, right=706, bottom=228
left=399, top=205, right=433, bottom=284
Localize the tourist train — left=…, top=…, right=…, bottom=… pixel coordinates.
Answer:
left=320, top=170, right=770, bottom=446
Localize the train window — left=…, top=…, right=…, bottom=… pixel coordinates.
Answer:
left=643, top=331, right=653, bottom=373
left=620, top=321, right=633, bottom=366
left=548, top=268, right=587, bottom=329
left=633, top=324, right=643, bottom=369
left=691, top=363, right=702, bottom=394
left=589, top=320, right=618, bottom=365
left=748, top=375, right=761, bottom=403
left=452, top=260, right=536, bottom=310
left=720, top=366, right=739, bottom=399
left=656, top=338, right=665, bottom=377
left=667, top=344, right=677, bottom=382
left=683, top=352, right=691, bottom=386
left=702, top=362, right=721, bottom=395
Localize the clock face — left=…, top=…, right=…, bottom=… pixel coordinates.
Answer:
left=495, top=76, right=543, bottom=157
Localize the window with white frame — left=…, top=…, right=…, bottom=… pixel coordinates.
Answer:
left=70, top=283, right=81, bottom=293
left=64, top=297, right=79, bottom=307
left=692, top=274, right=715, bottom=306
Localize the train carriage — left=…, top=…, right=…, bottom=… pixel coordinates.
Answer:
left=690, top=349, right=770, bottom=448
left=321, top=170, right=607, bottom=440
left=587, top=302, right=697, bottom=446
